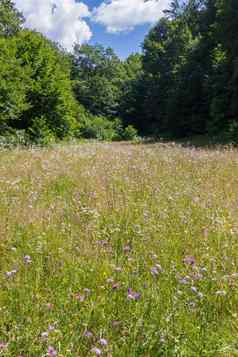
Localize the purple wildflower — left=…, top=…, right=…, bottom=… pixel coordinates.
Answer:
left=83, top=330, right=93, bottom=338
left=99, top=338, right=108, bottom=346
left=151, top=267, right=159, bottom=276
left=151, top=264, right=162, bottom=276
left=91, top=347, right=102, bottom=355
left=41, top=332, right=49, bottom=339
left=47, top=346, right=57, bottom=356
left=183, top=256, right=196, bottom=266
left=23, top=255, right=32, bottom=264
left=48, top=324, right=56, bottom=332
left=127, top=288, right=141, bottom=301
left=5, top=269, right=17, bottom=278
left=178, top=277, right=189, bottom=285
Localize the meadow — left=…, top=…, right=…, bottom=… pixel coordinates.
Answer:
left=0, top=142, right=238, bottom=356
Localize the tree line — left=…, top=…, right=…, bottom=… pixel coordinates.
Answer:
left=0, top=0, right=237, bottom=144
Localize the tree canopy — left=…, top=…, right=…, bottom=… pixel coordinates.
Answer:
left=0, top=0, right=238, bottom=144
left=0, top=0, right=23, bottom=36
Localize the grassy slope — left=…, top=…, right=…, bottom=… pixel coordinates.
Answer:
left=0, top=142, right=238, bottom=356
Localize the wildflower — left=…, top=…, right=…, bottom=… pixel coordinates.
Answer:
left=123, top=245, right=131, bottom=253
left=151, top=266, right=159, bottom=276
left=112, top=320, right=121, bottom=328
left=47, top=346, right=57, bottom=357
left=106, top=278, right=114, bottom=284
left=41, top=332, right=49, bottom=339
left=75, top=293, right=85, bottom=302
left=5, top=269, right=17, bottom=278
left=48, top=324, right=56, bottom=332
left=178, top=277, right=189, bottom=285
left=151, top=264, right=163, bottom=276
left=114, top=266, right=122, bottom=272
left=0, top=342, right=7, bottom=350
left=91, top=347, right=102, bottom=355
left=191, top=286, right=203, bottom=299
left=188, top=301, right=196, bottom=309
left=112, top=283, right=120, bottom=290
left=203, top=228, right=209, bottom=238
left=190, top=272, right=203, bottom=281
left=46, top=303, right=54, bottom=310
left=127, top=288, right=141, bottom=301
left=99, top=338, right=108, bottom=346
left=83, top=288, right=91, bottom=294
left=183, top=256, right=196, bottom=266
left=96, top=240, right=107, bottom=247
left=23, top=255, right=32, bottom=264
left=83, top=330, right=93, bottom=338
left=197, top=292, right=204, bottom=299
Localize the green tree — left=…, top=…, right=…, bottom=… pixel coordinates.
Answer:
left=0, top=0, right=24, bottom=37
left=142, top=16, right=197, bottom=136
left=14, top=30, right=77, bottom=141
left=72, top=44, right=125, bottom=118
left=0, top=36, right=29, bottom=128
left=119, top=53, right=144, bottom=128
left=212, top=0, right=238, bottom=121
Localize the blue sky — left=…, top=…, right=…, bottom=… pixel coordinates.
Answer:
left=89, top=22, right=150, bottom=58
left=15, top=0, right=170, bottom=59
left=86, top=0, right=152, bottom=57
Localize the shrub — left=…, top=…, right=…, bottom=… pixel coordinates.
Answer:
left=122, top=125, right=138, bottom=141
left=0, top=127, right=29, bottom=148
left=27, top=116, right=57, bottom=146
left=76, top=110, right=139, bottom=142
left=77, top=113, right=122, bottom=141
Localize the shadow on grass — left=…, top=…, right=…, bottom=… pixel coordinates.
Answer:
left=141, top=134, right=236, bottom=149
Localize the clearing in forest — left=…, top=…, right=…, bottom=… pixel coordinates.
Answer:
left=0, top=142, right=238, bottom=356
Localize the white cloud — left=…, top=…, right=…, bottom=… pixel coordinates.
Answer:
left=93, top=0, right=170, bottom=33
left=15, top=0, right=92, bottom=51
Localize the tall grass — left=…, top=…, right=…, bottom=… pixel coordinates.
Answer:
left=0, top=142, right=238, bottom=356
